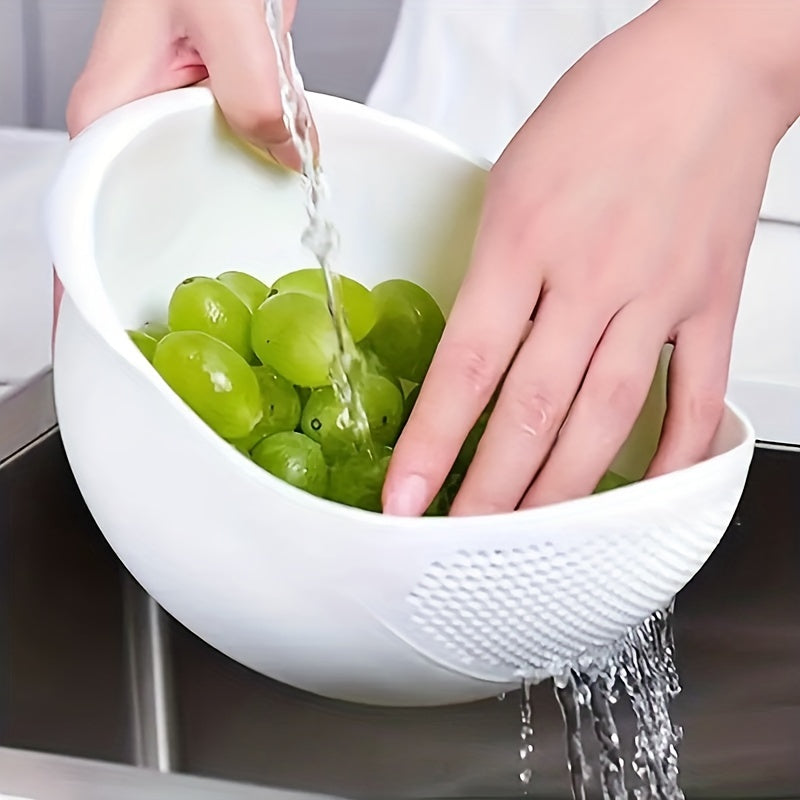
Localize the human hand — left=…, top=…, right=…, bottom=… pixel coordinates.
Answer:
left=54, top=0, right=306, bottom=336
left=383, top=0, right=800, bottom=516
left=66, top=0, right=303, bottom=162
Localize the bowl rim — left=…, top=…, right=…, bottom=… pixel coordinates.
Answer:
left=47, top=86, right=492, bottom=380
left=48, top=86, right=756, bottom=531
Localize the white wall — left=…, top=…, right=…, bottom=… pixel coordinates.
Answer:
left=0, top=0, right=27, bottom=126
left=293, top=0, right=400, bottom=106
left=0, top=0, right=399, bottom=130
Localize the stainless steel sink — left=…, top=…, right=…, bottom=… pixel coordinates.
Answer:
left=2, top=372, right=798, bottom=799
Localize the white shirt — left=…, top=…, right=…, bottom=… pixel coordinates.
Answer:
left=368, top=0, right=800, bottom=225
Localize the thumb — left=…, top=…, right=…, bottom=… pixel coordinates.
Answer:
left=189, top=0, right=317, bottom=171
left=66, top=0, right=207, bottom=137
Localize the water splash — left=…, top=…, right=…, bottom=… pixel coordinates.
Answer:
left=587, top=670, right=627, bottom=800
left=555, top=672, right=589, bottom=800
left=518, top=680, right=534, bottom=791
left=617, top=607, right=684, bottom=800
left=263, top=0, right=374, bottom=455
left=550, top=606, right=683, bottom=800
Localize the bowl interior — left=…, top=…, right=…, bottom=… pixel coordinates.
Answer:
left=93, top=93, right=487, bottom=331
left=83, top=90, right=740, bottom=484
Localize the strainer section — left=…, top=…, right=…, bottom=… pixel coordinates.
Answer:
left=358, top=473, right=742, bottom=687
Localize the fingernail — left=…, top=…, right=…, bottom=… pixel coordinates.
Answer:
left=384, top=474, right=429, bottom=517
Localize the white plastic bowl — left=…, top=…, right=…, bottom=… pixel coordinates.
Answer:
left=47, top=88, right=754, bottom=706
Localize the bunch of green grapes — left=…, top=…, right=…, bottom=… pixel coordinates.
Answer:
left=129, top=268, right=630, bottom=515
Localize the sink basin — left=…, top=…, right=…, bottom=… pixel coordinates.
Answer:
left=1, top=411, right=132, bottom=764
left=2, top=374, right=798, bottom=798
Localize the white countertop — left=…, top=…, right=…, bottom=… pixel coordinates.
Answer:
left=0, top=127, right=68, bottom=388
left=0, top=746, right=336, bottom=800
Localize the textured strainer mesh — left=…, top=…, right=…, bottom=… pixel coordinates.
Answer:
left=403, top=505, right=729, bottom=680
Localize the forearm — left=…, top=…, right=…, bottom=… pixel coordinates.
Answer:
left=654, top=0, right=800, bottom=133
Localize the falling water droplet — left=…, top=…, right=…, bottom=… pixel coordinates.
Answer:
left=518, top=679, right=535, bottom=794
left=616, top=606, right=684, bottom=800
left=263, top=0, right=374, bottom=457
left=555, top=672, right=587, bottom=800
left=552, top=605, right=683, bottom=800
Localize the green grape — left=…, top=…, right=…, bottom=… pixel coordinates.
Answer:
left=217, top=270, right=270, bottom=312
left=168, top=276, right=254, bottom=362
left=357, top=370, right=409, bottom=447
left=251, top=431, right=328, bottom=498
left=365, top=279, right=445, bottom=382
left=231, top=439, right=253, bottom=457
left=128, top=329, right=158, bottom=362
left=401, top=383, right=420, bottom=428
left=129, top=320, right=170, bottom=362
left=153, top=331, right=262, bottom=439
left=453, top=408, right=491, bottom=475
left=300, top=386, right=351, bottom=459
left=327, top=447, right=392, bottom=512
left=424, top=472, right=463, bottom=517
left=141, top=321, right=169, bottom=341
left=353, top=371, right=405, bottom=446
left=301, top=373, right=404, bottom=459
left=229, top=365, right=302, bottom=453
left=295, top=385, right=312, bottom=409
left=358, top=343, right=402, bottom=391
left=251, top=291, right=338, bottom=387
left=593, top=470, right=633, bottom=494
left=424, top=487, right=451, bottom=517
left=272, top=268, right=376, bottom=341
left=399, top=378, right=418, bottom=397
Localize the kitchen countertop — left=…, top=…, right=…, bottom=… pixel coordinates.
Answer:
left=0, top=128, right=66, bottom=389
left=0, top=368, right=54, bottom=464
left=0, top=747, right=342, bottom=800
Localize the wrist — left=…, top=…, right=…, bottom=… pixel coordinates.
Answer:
left=654, top=0, right=800, bottom=135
